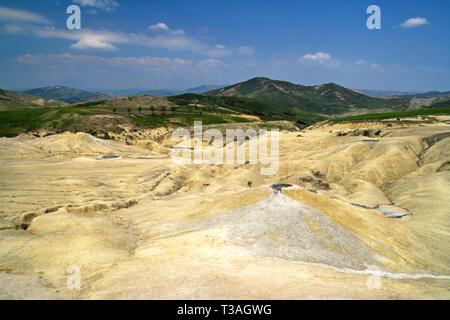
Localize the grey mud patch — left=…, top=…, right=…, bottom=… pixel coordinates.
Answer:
left=201, top=192, right=381, bottom=271
left=97, top=155, right=122, bottom=160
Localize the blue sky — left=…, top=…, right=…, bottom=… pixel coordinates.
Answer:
left=0, top=0, right=449, bottom=91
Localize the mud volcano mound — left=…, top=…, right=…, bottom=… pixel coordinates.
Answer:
left=203, top=190, right=380, bottom=270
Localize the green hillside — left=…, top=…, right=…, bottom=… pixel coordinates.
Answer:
left=0, top=105, right=257, bottom=138
left=168, top=93, right=325, bottom=126
left=206, top=77, right=409, bottom=115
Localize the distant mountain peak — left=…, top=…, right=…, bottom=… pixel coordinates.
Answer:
left=23, top=86, right=119, bottom=103
left=0, top=88, right=66, bottom=110
left=206, top=77, right=408, bottom=115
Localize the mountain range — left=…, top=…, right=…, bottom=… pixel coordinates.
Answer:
left=3, top=78, right=449, bottom=116
left=356, top=89, right=420, bottom=97
left=95, top=85, right=226, bottom=97
left=23, top=86, right=119, bottom=104
left=396, top=91, right=450, bottom=99
left=131, top=85, right=227, bottom=97
left=0, top=88, right=66, bottom=110
left=206, top=77, right=410, bottom=115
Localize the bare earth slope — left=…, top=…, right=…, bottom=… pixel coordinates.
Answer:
left=0, top=116, right=449, bottom=299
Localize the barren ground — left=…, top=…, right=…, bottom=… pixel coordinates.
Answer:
left=0, top=116, right=449, bottom=299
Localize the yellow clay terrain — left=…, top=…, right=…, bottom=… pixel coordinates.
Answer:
left=0, top=116, right=449, bottom=299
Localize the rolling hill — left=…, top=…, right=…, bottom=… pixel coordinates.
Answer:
left=0, top=88, right=66, bottom=110
left=168, top=93, right=325, bottom=126
left=207, top=77, right=408, bottom=115
left=23, top=86, right=119, bottom=103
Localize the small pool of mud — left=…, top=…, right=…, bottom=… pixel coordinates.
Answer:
left=348, top=139, right=379, bottom=145
left=349, top=202, right=411, bottom=219
left=97, top=155, right=122, bottom=160
left=270, top=184, right=293, bottom=192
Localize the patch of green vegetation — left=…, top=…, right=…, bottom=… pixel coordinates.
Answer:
left=168, top=93, right=325, bottom=126
left=229, top=116, right=254, bottom=123
left=0, top=103, right=261, bottom=137
left=0, top=106, right=91, bottom=137
left=127, top=114, right=167, bottom=126
left=167, top=113, right=229, bottom=125
left=329, top=108, right=450, bottom=123
left=129, top=113, right=251, bottom=127
left=75, top=101, right=108, bottom=107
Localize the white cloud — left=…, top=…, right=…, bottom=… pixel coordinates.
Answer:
left=30, top=25, right=247, bottom=57
left=16, top=53, right=192, bottom=68
left=149, top=22, right=170, bottom=32
left=173, top=58, right=192, bottom=66
left=73, top=0, right=119, bottom=12
left=149, top=22, right=185, bottom=36
left=147, top=22, right=254, bottom=56
left=71, top=38, right=118, bottom=50
left=354, top=59, right=382, bottom=71
left=400, top=17, right=430, bottom=29
left=197, top=59, right=226, bottom=68
left=299, top=52, right=341, bottom=67
left=301, top=52, right=331, bottom=62
left=236, top=46, right=254, bottom=56
left=31, top=27, right=128, bottom=51
left=0, top=6, right=51, bottom=25
left=206, top=45, right=232, bottom=57
left=2, top=9, right=253, bottom=58
left=4, top=24, right=25, bottom=34
left=31, top=26, right=192, bottom=51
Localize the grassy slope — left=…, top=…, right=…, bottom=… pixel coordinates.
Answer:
left=0, top=105, right=257, bottom=138
left=0, top=107, right=89, bottom=137
left=168, top=93, right=325, bottom=126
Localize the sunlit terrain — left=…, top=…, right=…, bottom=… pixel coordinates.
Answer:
left=0, top=115, right=448, bottom=299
